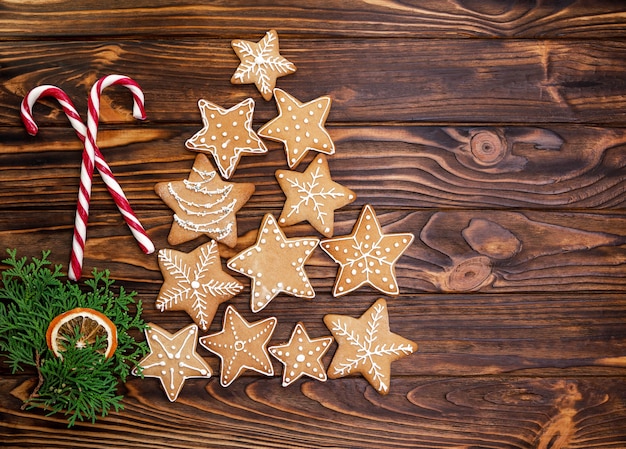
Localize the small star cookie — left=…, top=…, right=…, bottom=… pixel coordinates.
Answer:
left=258, top=88, right=334, bottom=168
left=276, top=155, right=356, bottom=237
left=268, top=322, right=333, bottom=387
left=185, top=98, right=267, bottom=179
left=155, top=154, right=255, bottom=247
left=320, top=204, right=414, bottom=297
left=227, top=213, right=319, bottom=313
left=133, top=323, right=211, bottom=402
left=199, top=305, right=277, bottom=387
left=324, top=298, right=417, bottom=395
left=156, top=241, right=244, bottom=331
left=231, top=29, right=297, bottom=101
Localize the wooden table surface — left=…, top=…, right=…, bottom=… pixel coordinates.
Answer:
left=1, top=1, right=626, bottom=447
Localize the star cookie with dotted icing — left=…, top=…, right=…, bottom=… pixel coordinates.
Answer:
left=227, top=213, right=319, bottom=313
left=320, top=204, right=414, bottom=297
left=324, top=298, right=417, bottom=395
left=231, top=29, right=297, bottom=101
left=258, top=88, right=334, bottom=168
left=156, top=240, right=244, bottom=331
left=199, top=305, right=277, bottom=387
left=268, top=322, right=333, bottom=387
left=276, top=155, right=356, bottom=237
left=155, top=154, right=255, bottom=247
left=132, top=323, right=212, bottom=402
left=185, top=98, right=267, bottom=179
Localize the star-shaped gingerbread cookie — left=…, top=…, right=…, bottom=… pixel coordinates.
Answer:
left=324, top=298, right=417, bottom=395
left=227, top=213, right=319, bottom=313
left=231, top=29, right=297, bottom=101
left=155, top=154, right=255, bottom=247
left=185, top=98, right=267, bottom=179
left=133, top=323, right=212, bottom=402
left=268, top=322, right=333, bottom=387
left=199, top=305, right=277, bottom=387
left=320, top=204, right=414, bottom=297
left=258, top=88, right=334, bottom=168
left=276, top=155, right=356, bottom=237
left=156, top=241, right=243, bottom=331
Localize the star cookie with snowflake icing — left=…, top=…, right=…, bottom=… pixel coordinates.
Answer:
left=156, top=241, right=243, bottom=331
left=258, top=88, right=334, bottom=168
left=276, top=155, right=356, bottom=237
left=227, top=213, right=319, bottom=312
left=320, top=204, right=414, bottom=297
left=199, top=305, right=277, bottom=387
left=185, top=98, right=267, bottom=179
left=324, top=298, right=417, bottom=395
left=231, top=29, right=297, bottom=101
left=133, top=323, right=211, bottom=401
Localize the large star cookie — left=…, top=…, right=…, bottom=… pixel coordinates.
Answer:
left=227, top=213, right=319, bottom=313
left=156, top=241, right=243, bottom=331
left=320, top=204, right=414, bottom=297
left=324, top=298, right=417, bottom=395
left=268, top=322, right=333, bottom=387
left=155, top=154, right=255, bottom=247
left=276, top=155, right=356, bottom=237
left=199, top=305, right=277, bottom=387
left=258, top=88, right=334, bottom=168
left=231, top=29, right=297, bottom=101
left=133, top=323, right=211, bottom=402
left=185, top=98, right=267, bottom=179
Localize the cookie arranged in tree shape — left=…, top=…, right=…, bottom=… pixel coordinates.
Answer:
left=276, top=155, right=356, bottom=237
left=199, top=305, right=277, bottom=387
left=320, top=204, right=414, bottom=297
left=268, top=322, right=333, bottom=387
left=132, top=323, right=212, bottom=402
left=155, top=154, right=255, bottom=247
left=156, top=241, right=243, bottom=331
left=227, top=213, right=319, bottom=313
left=185, top=98, right=267, bottom=179
left=323, top=298, right=417, bottom=395
left=231, top=29, right=297, bottom=101
left=258, top=88, right=334, bottom=168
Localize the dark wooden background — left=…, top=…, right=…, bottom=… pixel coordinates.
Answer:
left=1, top=1, right=626, bottom=447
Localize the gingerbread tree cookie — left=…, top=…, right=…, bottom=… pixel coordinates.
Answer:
left=324, top=298, right=417, bottom=395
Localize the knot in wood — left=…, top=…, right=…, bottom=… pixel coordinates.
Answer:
left=446, top=256, right=493, bottom=291
left=469, top=129, right=508, bottom=166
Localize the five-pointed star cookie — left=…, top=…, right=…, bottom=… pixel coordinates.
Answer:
left=156, top=241, right=244, bottom=331
left=320, top=204, right=414, bottom=297
left=231, top=29, right=297, bottom=101
left=324, top=298, right=417, bottom=395
left=199, top=305, right=277, bottom=387
left=132, top=323, right=211, bottom=402
left=276, top=155, right=356, bottom=237
left=227, top=213, right=320, bottom=313
left=185, top=98, right=267, bottom=179
left=258, top=88, right=334, bottom=168
left=268, top=322, right=333, bottom=387
left=155, top=154, right=255, bottom=247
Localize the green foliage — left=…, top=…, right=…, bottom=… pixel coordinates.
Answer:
left=0, top=249, right=149, bottom=426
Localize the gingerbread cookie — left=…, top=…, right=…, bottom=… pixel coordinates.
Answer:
left=276, top=155, right=355, bottom=237
left=199, top=305, right=277, bottom=387
left=155, top=154, right=255, bottom=247
left=185, top=98, right=267, bottom=179
left=258, top=88, right=334, bottom=168
left=133, top=323, right=211, bottom=402
left=320, top=204, right=414, bottom=297
left=227, top=213, right=319, bottom=313
left=156, top=241, right=243, bottom=331
left=268, top=322, right=333, bottom=387
left=324, top=298, right=416, bottom=395
left=231, top=29, right=297, bottom=101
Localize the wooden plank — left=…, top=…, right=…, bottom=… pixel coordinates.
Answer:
left=3, top=39, right=626, bottom=126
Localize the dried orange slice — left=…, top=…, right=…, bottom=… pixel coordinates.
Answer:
left=46, top=308, right=117, bottom=358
